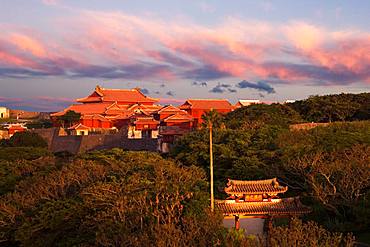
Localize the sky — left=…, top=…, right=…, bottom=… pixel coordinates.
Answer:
left=0, top=0, right=369, bottom=111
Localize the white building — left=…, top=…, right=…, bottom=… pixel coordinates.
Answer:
left=235, top=100, right=261, bottom=108
left=0, top=107, right=10, bottom=119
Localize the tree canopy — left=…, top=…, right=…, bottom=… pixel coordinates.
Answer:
left=56, top=110, right=81, bottom=127
left=288, top=93, right=370, bottom=122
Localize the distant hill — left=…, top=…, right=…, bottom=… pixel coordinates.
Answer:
left=287, top=92, right=370, bottom=122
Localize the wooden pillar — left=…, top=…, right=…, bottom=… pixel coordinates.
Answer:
left=264, top=215, right=273, bottom=233
left=235, top=215, right=240, bottom=230
left=288, top=215, right=294, bottom=228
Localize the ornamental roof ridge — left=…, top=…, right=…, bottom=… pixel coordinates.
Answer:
left=225, top=178, right=288, bottom=195
left=186, top=98, right=230, bottom=101
left=227, top=178, right=278, bottom=185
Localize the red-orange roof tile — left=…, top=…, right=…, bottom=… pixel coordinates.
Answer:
left=216, top=197, right=311, bottom=216
left=157, top=105, right=185, bottom=114
left=51, top=102, right=115, bottom=116
left=134, top=117, right=159, bottom=125
left=77, top=86, right=158, bottom=104
left=225, top=178, right=288, bottom=195
left=180, top=99, right=234, bottom=110
left=68, top=123, right=90, bottom=130
left=163, top=113, right=193, bottom=122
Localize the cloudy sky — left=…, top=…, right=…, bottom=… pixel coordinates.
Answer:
left=0, top=0, right=369, bottom=111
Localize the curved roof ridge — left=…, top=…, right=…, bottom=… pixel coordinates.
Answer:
left=187, top=98, right=230, bottom=101
left=228, top=178, right=278, bottom=185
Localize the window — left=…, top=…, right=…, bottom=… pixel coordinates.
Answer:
left=0, top=113, right=3, bottom=118
left=80, top=131, right=85, bottom=135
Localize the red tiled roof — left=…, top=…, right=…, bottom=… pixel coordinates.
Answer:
left=68, top=123, right=90, bottom=130
left=8, top=124, right=27, bottom=130
left=216, top=197, right=311, bottom=216
left=134, top=117, right=159, bottom=125
left=76, top=96, right=102, bottom=103
left=51, top=102, right=115, bottom=117
left=77, top=86, right=158, bottom=104
left=180, top=99, right=234, bottom=110
left=225, top=178, right=288, bottom=196
left=163, top=113, right=193, bottom=122
left=157, top=105, right=185, bottom=114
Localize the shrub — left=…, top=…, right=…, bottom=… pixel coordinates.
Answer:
left=8, top=131, right=48, bottom=148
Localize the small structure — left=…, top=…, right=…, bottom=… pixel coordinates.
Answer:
left=68, top=123, right=90, bottom=135
left=7, top=124, right=27, bottom=137
left=0, top=107, right=10, bottom=119
left=235, top=100, right=261, bottom=108
left=216, top=178, right=310, bottom=234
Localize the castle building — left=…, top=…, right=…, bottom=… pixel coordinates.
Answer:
left=216, top=178, right=311, bottom=234
left=179, top=99, right=235, bottom=127
left=51, top=86, right=195, bottom=140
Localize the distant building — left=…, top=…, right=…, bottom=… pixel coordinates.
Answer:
left=68, top=123, right=90, bottom=136
left=179, top=99, right=235, bottom=127
left=0, top=107, right=10, bottom=119
left=235, top=99, right=261, bottom=108
left=284, top=100, right=296, bottom=104
left=7, top=124, right=27, bottom=137
left=51, top=86, right=195, bottom=142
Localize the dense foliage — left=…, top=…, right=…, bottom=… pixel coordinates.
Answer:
left=0, top=149, right=227, bottom=246
left=225, top=103, right=303, bottom=128
left=25, top=119, right=53, bottom=129
left=171, top=113, right=370, bottom=242
left=56, top=110, right=81, bottom=128
left=288, top=93, right=370, bottom=122
left=0, top=147, right=358, bottom=246
left=1, top=131, right=48, bottom=148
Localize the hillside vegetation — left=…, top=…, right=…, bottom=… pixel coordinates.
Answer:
left=0, top=92, right=368, bottom=246
left=171, top=97, right=370, bottom=242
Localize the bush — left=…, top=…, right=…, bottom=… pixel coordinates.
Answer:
left=8, top=132, right=48, bottom=148
left=0, top=147, right=51, bottom=161
left=267, top=218, right=355, bottom=247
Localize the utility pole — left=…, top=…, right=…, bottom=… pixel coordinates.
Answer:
left=209, top=121, right=214, bottom=212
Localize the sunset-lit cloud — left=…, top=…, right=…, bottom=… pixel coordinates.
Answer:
left=0, top=96, right=74, bottom=111
left=0, top=9, right=369, bottom=87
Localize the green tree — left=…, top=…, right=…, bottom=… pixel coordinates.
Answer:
left=289, top=93, right=370, bottom=122
left=57, top=110, right=81, bottom=128
left=201, top=109, right=224, bottom=128
left=8, top=131, right=48, bottom=148
left=226, top=103, right=302, bottom=129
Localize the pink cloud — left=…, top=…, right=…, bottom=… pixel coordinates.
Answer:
left=0, top=11, right=369, bottom=85
left=42, top=0, right=59, bottom=5
left=9, top=33, right=47, bottom=57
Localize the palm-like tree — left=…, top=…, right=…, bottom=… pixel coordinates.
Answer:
left=201, top=109, right=223, bottom=129
left=201, top=109, right=221, bottom=212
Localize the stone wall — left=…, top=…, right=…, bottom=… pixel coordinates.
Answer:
left=289, top=122, right=330, bottom=131
left=32, top=128, right=59, bottom=148
left=10, top=109, right=41, bottom=119
left=51, top=135, right=82, bottom=154
left=32, top=127, right=158, bottom=154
